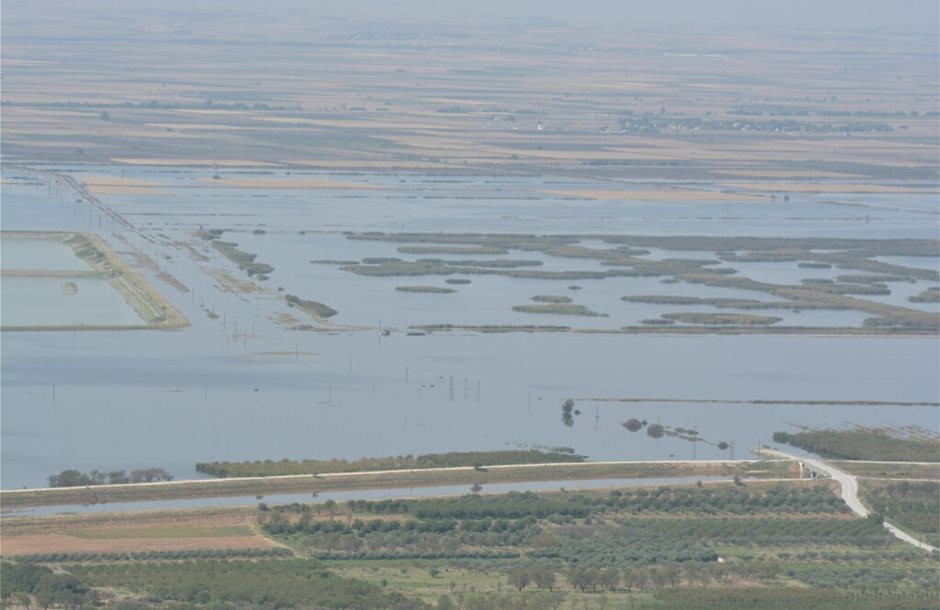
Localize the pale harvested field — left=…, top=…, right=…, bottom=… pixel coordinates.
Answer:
left=0, top=508, right=277, bottom=556
left=712, top=170, right=868, bottom=179
left=83, top=176, right=163, bottom=187
left=4, top=140, right=109, bottom=149
left=112, top=158, right=279, bottom=167
left=82, top=176, right=170, bottom=196
left=175, top=109, right=256, bottom=117
left=88, top=186, right=172, bottom=195
left=284, top=159, right=458, bottom=169
left=200, top=177, right=378, bottom=189
left=721, top=182, right=939, bottom=194
left=257, top=116, right=451, bottom=130
left=2, top=12, right=935, bottom=184
left=543, top=188, right=766, bottom=201
left=145, top=123, right=259, bottom=131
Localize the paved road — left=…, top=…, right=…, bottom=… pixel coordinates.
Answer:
left=761, top=448, right=938, bottom=553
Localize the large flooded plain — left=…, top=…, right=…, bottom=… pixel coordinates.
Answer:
left=1, top=166, right=937, bottom=490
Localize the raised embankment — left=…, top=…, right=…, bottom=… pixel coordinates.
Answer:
left=1, top=459, right=793, bottom=510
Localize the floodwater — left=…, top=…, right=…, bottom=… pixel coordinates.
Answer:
left=1, top=238, right=91, bottom=272
left=1, top=276, right=143, bottom=327
left=1, top=166, right=937, bottom=492
left=0, top=236, right=144, bottom=327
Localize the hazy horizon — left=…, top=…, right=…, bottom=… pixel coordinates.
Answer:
left=3, top=0, right=939, bottom=35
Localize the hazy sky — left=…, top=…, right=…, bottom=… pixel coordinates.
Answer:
left=4, top=0, right=939, bottom=34
left=326, top=0, right=940, bottom=32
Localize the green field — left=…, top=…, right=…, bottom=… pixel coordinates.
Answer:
left=3, top=481, right=937, bottom=609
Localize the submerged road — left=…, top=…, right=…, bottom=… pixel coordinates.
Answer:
left=761, top=448, right=938, bottom=553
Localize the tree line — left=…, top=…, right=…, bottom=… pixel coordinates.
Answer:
left=47, top=467, right=173, bottom=488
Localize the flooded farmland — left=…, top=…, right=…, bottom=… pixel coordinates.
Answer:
left=1, top=166, right=938, bottom=490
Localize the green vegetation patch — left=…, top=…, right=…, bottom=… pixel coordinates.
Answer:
left=0, top=562, right=94, bottom=609
left=860, top=480, right=940, bottom=548
left=250, top=483, right=939, bottom=604
left=65, top=559, right=427, bottom=609
left=622, top=295, right=829, bottom=311
left=662, top=312, right=782, bottom=325
left=833, top=461, right=940, bottom=479
left=261, top=485, right=854, bottom=568
left=411, top=324, right=570, bottom=333
left=209, top=240, right=273, bottom=278
left=395, top=286, right=457, bottom=294
left=351, top=485, right=848, bottom=519
left=285, top=294, right=338, bottom=318
left=397, top=245, right=509, bottom=255
left=531, top=524, right=718, bottom=565
left=633, top=516, right=889, bottom=544
left=773, top=427, right=940, bottom=462
left=47, top=467, right=172, bottom=488
left=863, top=314, right=940, bottom=331
left=647, top=588, right=937, bottom=610
left=530, top=295, right=573, bottom=303
left=196, top=449, right=585, bottom=478
left=512, top=304, right=606, bottom=316
left=909, top=286, right=940, bottom=303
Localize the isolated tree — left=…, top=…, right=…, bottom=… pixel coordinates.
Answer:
left=437, top=595, right=455, bottom=610
left=561, top=399, right=575, bottom=427
left=546, top=590, right=567, bottom=610
left=508, top=567, right=531, bottom=592
left=599, top=567, right=620, bottom=591
left=708, top=562, right=730, bottom=585
left=623, top=418, right=643, bottom=432
left=530, top=564, right=556, bottom=591
left=623, top=566, right=647, bottom=591
left=683, top=562, right=709, bottom=588
left=567, top=566, right=601, bottom=592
